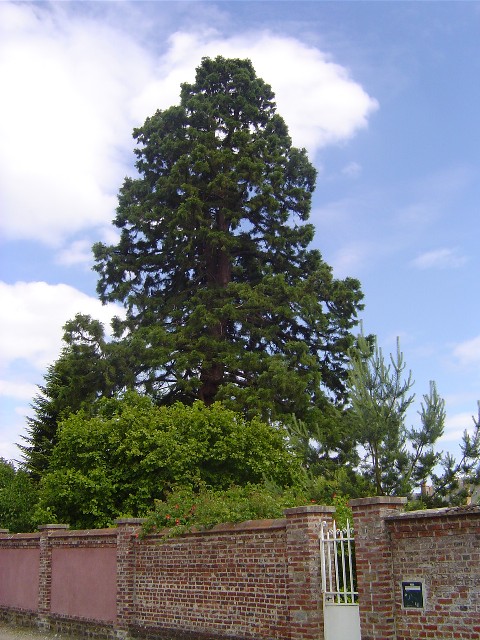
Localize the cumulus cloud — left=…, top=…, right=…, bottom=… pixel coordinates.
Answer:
left=133, top=30, right=379, bottom=155
left=0, top=281, right=124, bottom=373
left=411, top=248, right=467, bottom=270
left=0, top=280, right=123, bottom=461
left=0, top=2, right=378, bottom=246
left=0, top=2, right=150, bottom=245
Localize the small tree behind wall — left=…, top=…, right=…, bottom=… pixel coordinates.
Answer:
left=347, top=335, right=480, bottom=502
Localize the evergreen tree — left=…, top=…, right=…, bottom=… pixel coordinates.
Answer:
left=429, top=403, right=480, bottom=505
left=347, top=334, right=480, bottom=502
left=347, top=335, right=416, bottom=495
left=93, top=56, right=364, bottom=426
left=20, top=314, right=125, bottom=478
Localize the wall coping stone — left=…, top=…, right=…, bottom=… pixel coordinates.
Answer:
left=115, top=518, right=146, bottom=526
left=38, top=524, right=69, bottom=531
left=284, top=505, right=335, bottom=515
left=47, top=528, right=118, bottom=538
left=142, top=518, right=289, bottom=541
left=349, top=496, right=407, bottom=507
left=0, top=532, right=40, bottom=540
left=385, top=503, right=480, bottom=521
left=211, top=517, right=287, bottom=531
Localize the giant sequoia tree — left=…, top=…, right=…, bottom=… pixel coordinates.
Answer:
left=94, top=56, right=363, bottom=425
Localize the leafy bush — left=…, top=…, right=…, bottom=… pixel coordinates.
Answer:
left=142, top=483, right=309, bottom=538
left=36, top=393, right=304, bottom=529
left=0, top=458, right=38, bottom=532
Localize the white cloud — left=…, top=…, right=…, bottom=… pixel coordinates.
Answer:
left=0, top=381, right=37, bottom=402
left=329, top=243, right=372, bottom=278
left=0, top=439, right=22, bottom=464
left=0, top=3, right=378, bottom=246
left=441, top=410, right=478, bottom=444
left=133, top=30, right=379, bottom=156
left=56, top=239, right=93, bottom=267
left=0, top=2, right=150, bottom=245
left=452, top=335, right=480, bottom=367
left=411, top=248, right=467, bottom=270
left=0, top=281, right=124, bottom=373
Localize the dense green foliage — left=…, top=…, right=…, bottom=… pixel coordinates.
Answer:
left=93, top=56, right=363, bottom=426
left=143, top=482, right=352, bottom=538
left=35, top=392, right=304, bottom=529
left=22, top=56, right=364, bottom=492
left=142, top=483, right=307, bottom=537
left=0, top=459, right=38, bottom=532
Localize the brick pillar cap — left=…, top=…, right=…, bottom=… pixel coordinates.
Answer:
left=38, top=524, right=70, bottom=530
left=115, top=517, right=146, bottom=526
left=0, top=529, right=9, bottom=534
left=284, top=504, right=335, bottom=516
left=349, top=496, right=407, bottom=507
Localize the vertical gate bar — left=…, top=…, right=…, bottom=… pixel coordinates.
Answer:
left=320, top=521, right=327, bottom=593
left=340, top=528, right=348, bottom=603
left=347, top=520, right=356, bottom=602
left=333, top=520, right=341, bottom=603
left=327, top=523, right=334, bottom=595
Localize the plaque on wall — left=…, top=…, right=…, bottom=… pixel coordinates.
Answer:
left=401, top=581, right=424, bottom=609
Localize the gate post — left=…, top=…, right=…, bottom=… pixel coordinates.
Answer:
left=350, top=496, right=406, bottom=640
left=37, top=524, right=69, bottom=632
left=115, top=518, right=144, bottom=639
left=284, top=505, right=335, bottom=640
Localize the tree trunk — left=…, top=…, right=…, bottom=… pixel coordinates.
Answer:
left=198, top=208, right=231, bottom=404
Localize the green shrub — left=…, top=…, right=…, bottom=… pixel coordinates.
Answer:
left=142, top=483, right=308, bottom=538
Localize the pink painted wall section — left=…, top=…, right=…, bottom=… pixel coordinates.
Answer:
left=0, top=548, right=40, bottom=610
left=50, top=547, right=117, bottom=622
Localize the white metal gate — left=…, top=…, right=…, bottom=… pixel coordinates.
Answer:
left=320, top=520, right=361, bottom=640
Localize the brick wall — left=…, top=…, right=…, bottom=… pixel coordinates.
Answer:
left=0, top=505, right=333, bottom=640
left=387, top=506, right=480, bottom=640
left=2, top=500, right=478, bottom=640
left=133, top=520, right=288, bottom=638
left=351, top=497, right=480, bottom=640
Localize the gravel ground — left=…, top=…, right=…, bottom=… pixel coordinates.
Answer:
left=0, top=622, right=83, bottom=640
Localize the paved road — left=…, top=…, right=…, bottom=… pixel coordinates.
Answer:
left=0, top=623, right=82, bottom=640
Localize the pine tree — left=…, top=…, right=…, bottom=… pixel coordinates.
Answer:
left=347, top=334, right=479, bottom=501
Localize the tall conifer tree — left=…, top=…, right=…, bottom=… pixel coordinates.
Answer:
left=93, top=56, right=364, bottom=424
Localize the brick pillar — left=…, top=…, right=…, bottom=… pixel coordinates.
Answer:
left=37, top=524, right=69, bottom=631
left=284, top=505, right=335, bottom=640
left=115, top=518, right=144, bottom=640
left=350, top=496, right=406, bottom=640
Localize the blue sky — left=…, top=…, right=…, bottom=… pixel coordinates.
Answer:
left=1, top=1, right=479, bottom=464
